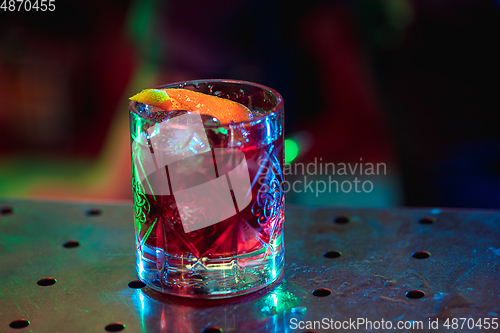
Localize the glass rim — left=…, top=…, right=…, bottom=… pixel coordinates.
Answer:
left=129, top=79, right=284, bottom=128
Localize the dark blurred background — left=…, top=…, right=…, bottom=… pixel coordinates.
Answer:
left=1, top=0, right=499, bottom=208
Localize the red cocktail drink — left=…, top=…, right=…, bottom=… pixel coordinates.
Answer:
left=129, top=80, right=284, bottom=298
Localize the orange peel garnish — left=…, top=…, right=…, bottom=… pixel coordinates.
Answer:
left=130, top=88, right=253, bottom=124
left=130, top=89, right=170, bottom=105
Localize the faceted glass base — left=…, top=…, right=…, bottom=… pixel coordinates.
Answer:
left=136, top=243, right=284, bottom=298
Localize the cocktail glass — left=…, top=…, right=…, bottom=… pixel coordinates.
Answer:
left=129, top=79, right=284, bottom=298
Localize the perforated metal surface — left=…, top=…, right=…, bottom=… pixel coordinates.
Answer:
left=1, top=199, right=499, bottom=332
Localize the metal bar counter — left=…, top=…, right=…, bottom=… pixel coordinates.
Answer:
left=1, top=199, right=499, bottom=332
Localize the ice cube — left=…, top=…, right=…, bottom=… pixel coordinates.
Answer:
left=200, top=114, right=228, bottom=147
left=148, top=112, right=211, bottom=166
left=133, top=100, right=191, bottom=123
left=150, top=109, right=191, bottom=123
left=200, top=114, right=221, bottom=127
left=134, top=102, right=151, bottom=114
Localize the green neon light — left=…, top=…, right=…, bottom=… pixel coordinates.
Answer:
left=284, top=138, right=299, bottom=164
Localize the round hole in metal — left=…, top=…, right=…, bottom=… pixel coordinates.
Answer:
left=312, top=288, right=332, bottom=297
left=0, top=206, right=14, bottom=215
left=412, top=251, right=431, bottom=259
left=418, top=216, right=435, bottom=224
left=406, top=290, right=425, bottom=299
left=128, top=280, right=146, bottom=289
left=37, top=277, right=57, bottom=286
left=323, top=251, right=342, bottom=258
left=333, top=216, right=350, bottom=224
left=63, top=240, right=80, bottom=248
left=86, top=208, right=102, bottom=216
left=105, top=323, right=125, bottom=332
left=9, top=319, right=30, bottom=329
left=202, top=326, right=223, bottom=333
